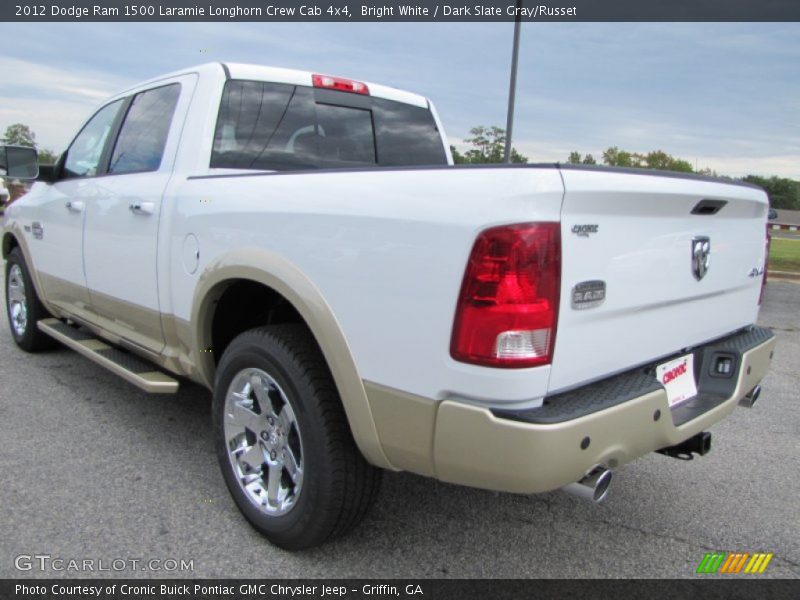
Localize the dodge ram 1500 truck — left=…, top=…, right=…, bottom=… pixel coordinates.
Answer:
left=2, top=63, right=776, bottom=549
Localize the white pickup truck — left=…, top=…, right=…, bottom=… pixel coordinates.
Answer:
left=2, top=63, right=776, bottom=549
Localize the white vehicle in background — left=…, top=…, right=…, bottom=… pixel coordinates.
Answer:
left=2, top=63, right=776, bottom=549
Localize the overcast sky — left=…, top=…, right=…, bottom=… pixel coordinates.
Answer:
left=0, top=21, right=797, bottom=178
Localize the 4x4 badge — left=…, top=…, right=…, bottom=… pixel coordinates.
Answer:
left=692, top=236, right=711, bottom=281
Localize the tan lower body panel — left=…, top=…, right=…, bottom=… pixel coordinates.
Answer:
left=38, top=318, right=179, bottom=394
left=37, top=272, right=166, bottom=359
left=367, top=336, right=776, bottom=495
left=364, top=381, right=437, bottom=477
left=34, top=273, right=202, bottom=385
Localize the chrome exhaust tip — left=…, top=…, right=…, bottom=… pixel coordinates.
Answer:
left=739, top=384, right=762, bottom=408
left=562, top=466, right=613, bottom=503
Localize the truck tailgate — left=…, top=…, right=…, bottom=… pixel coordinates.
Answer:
left=549, top=167, right=768, bottom=394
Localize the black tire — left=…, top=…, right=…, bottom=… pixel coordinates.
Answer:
left=5, top=247, right=57, bottom=352
left=212, top=323, right=381, bottom=550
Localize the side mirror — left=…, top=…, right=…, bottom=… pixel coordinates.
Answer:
left=0, top=145, right=39, bottom=180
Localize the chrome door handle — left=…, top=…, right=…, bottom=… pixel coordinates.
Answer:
left=129, top=202, right=155, bottom=215
left=65, top=200, right=85, bottom=212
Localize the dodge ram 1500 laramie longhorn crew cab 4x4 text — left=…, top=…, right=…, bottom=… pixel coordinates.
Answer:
left=2, top=63, right=775, bottom=549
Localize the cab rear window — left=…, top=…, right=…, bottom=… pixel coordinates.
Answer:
left=210, top=79, right=447, bottom=171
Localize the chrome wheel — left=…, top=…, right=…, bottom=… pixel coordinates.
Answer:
left=223, top=367, right=304, bottom=516
left=214, top=325, right=381, bottom=549
left=7, top=264, right=28, bottom=337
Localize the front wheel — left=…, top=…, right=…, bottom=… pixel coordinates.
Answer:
left=5, top=247, right=57, bottom=352
left=212, top=324, right=381, bottom=550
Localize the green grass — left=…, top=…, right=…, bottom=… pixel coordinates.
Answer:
left=769, top=237, right=800, bottom=273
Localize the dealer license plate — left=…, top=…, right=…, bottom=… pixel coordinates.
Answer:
left=656, top=353, right=697, bottom=408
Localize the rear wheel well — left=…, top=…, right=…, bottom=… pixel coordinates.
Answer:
left=210, top=280, right=303, bottom=364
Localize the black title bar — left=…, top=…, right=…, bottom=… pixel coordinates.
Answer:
left=3, top=0, right=800, bottom=22
left=2, top=579, right=799, bottom=600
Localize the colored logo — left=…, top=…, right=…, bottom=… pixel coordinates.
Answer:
left=696, top=552, right=773, bottom=574
left=662, top=359, right=688, bottom=385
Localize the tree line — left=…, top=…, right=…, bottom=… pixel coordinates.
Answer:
left=571, top=147, right=798, bottom=210
left=450, top=125, right=799, bottom=211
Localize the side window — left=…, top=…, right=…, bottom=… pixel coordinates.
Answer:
left=316, top=104, right=376, bottom=164
left=211, top=80, right=306, bottom=170
left=372, top=98, right=447, bottom=166
left=63, top=99, right=124, bottom=179
left=108, top=84, right=180, bottom=175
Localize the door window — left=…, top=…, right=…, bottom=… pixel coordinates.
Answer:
left=108, top=84, right=181, bottom=174
left=63, top=99, right=124, bottom=178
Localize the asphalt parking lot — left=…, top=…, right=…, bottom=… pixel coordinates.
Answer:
left=1, top=277, right=798, bottom=579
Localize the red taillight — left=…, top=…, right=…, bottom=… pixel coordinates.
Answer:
left=312, top=73, right=369, bottom=95
left=451, top=223, right=561, bottom=368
